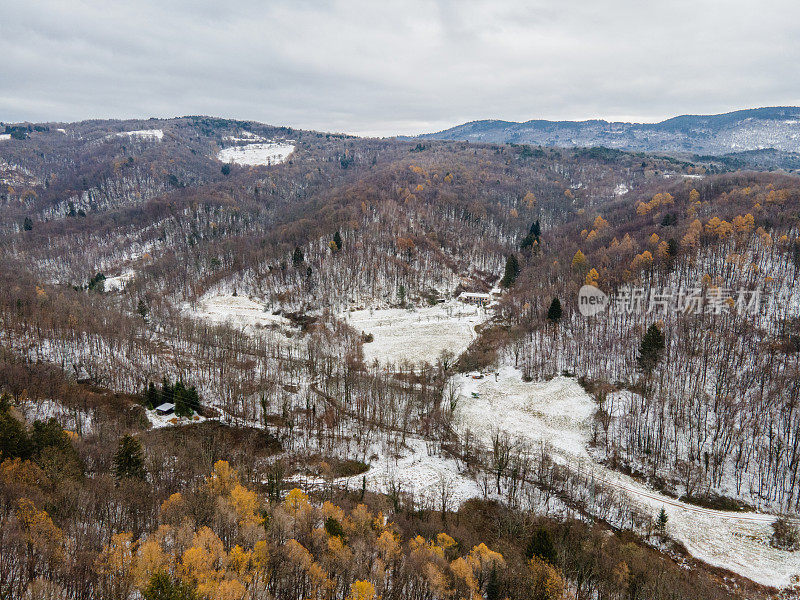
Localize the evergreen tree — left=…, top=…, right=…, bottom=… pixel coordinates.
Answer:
left=145, top=382, right=159, bottom=409
left=638, top=324, right=665, bottom=374
left=485, top=566, right=501, bottom=600
left=142, top=572, right=197, bottom=600
left=0, top=398, right=32, bottom=459
left=500, top=254, right=520, bottom=288
left=546, top=298, right=562, bottom=323
left=398, top=284, right=406, bottom=307
left=520, top=220, right=541, bottom=250
left=526, top=527, right=557, bottom=564
left=30, top=417, right=83, bottom=478
left=30, top=418, right=71, bottom=455
left=220, top=164, right=231, bottom=176
left=88, top=272, right=106, bottom=291
left=23, top=217, right=33, bottom=231
left=656, top=507, right=669, bottom=536
left=667, top=237, right=679, bottom=258
left=173, top=381, right=191, bottom=417
left=333, top=230, right=343, bottom=251
left=292, top=246, right=304, bottom=266
left=161, top=377, right=174, bottom=407
left=324, top=516, right=345, bottom=539
left=137, top=299, right=149, bottom=319
left=185, top=386, right=201, bottom=414
left=113, top=434, right=146, bottom=481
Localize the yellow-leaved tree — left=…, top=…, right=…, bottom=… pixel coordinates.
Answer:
left=96, top=532, right=137, bottom=600
left=16, top=498, right=64, bottom=582
left=585, top=268, right=599, bottom=286
left=347, top=580, right=376, bottom=600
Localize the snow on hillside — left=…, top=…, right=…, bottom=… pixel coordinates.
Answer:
left=145, top=408, right=205, bottom=429
left=223, top=131, right=265, bottom=142
left=22, top=398, right=93, bottom=436
left=185, top=294, right=292, bottom=333
left=451, top=367, right=800, bottom=588
left=115, top=129, right=164, bottom=141
left=0, top=134, right=10, bottom=141
left=343, top=302, right=488, bottom=366
left=103, top=269, right=136, bottom=291
left=217, top=141, right=295, bottom=166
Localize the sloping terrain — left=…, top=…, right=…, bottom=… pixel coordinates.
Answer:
left=420, top=106, right=800, bottom=155
left=2, top=116, right=799, bottom=597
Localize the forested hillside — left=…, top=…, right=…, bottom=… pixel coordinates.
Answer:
left=1, top=117, right=798, bottom=598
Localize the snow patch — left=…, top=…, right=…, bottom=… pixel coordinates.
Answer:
left=343, top=302, right=489, bottom=366
left=103, top=269, right=136, bottom=292
left=185, top=294, right=291, bottom=332
left=223, top=131, right=265, bottom=142
left=0, top=134, right=10, bottom=141
left=146, top=408, right=205, bottom=429
left=217, top=141, right=295, bottom=166
left=451, top=367, right=800, bottom=588
left=115, top=129, right=164, bottom=141
left=22, top=398, right=93, bottom=436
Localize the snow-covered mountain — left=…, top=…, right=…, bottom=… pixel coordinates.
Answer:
left=419, top=106, right=800, bottom=154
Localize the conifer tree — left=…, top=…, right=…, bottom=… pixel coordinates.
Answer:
left=638, top=324, right=665, bottom=374
left=500, top=254, right=520, bottom=288
left=546, top=298, right=562, bottom=323
left=113, top=434, right=146, bottom=481
left=145, top=382, right=159, bottom=409
left=656, top=507, right=669, bottom=536
left=525, top=527, right=557, bottom=564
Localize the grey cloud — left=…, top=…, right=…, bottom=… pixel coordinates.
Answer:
left=1, top=0, right=799, bottom=136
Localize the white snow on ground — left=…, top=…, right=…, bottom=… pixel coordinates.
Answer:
left=288, top=435, right=484, bottom=510
left=103, top=269, right=136, bottom=292
left=0, top=134, right=10, bottom=141
left=217, top=141, right=295, bottom=166
left=115, top=129, right=164, bottom=141
left=614, top=183, right=628, bottom=196
left=357, top=437, right=483, bottom=508
left=343, top=302, right=489, bottom=366
left=452, top=367, right=800, bottom=588
left=223, top=131, right=265, bottom=142
left=146, top=408, right=205, bottom=429
left=21, top=398, right=93, bottom=435
left=185, top=294, right=291, bottom=333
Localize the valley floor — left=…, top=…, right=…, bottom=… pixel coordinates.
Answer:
left=342, top=302, right=488, bottom=367
left=452, top=367, right=799, bottom=588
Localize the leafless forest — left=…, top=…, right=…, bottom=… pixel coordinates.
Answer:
left=1, top=118, right=798, bottom=599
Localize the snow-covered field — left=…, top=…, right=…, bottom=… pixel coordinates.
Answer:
left=0, top=134, right=10, bottom=141
left=291, top=435, right=484, bottom=510
left=185, top=294, right=292, bottom=333
left=145, top=408, right=205, bottom=429
left=103, top=269, right=136, bottom=291
left=223, top=131, right=264, bottom=142
left=115, top=129, right=164, bottom=141
left=452, top=367, right=800, bottom=588
left=217, top=141, right=295, bottom=166
left=358, top=436, right=482, bottom=507
left=342, top=302, right=489, bottom=366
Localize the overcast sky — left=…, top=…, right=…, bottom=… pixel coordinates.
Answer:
left=2, top=0, right=799, bottom=137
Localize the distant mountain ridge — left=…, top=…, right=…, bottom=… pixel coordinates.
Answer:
left=418, top=106, right=800, bottom=154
